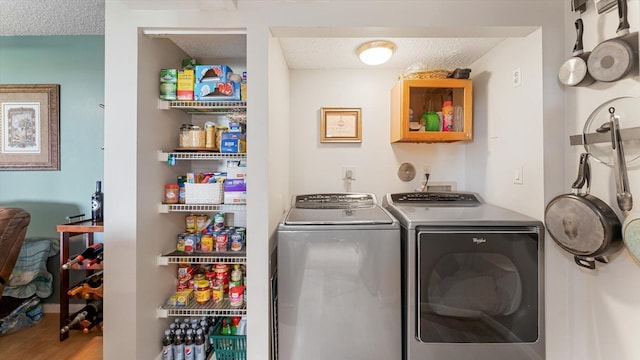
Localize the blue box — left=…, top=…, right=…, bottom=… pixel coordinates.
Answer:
left=194, top=81, right=241, bottom=101
left=220, top=132, right=246, bottom=153
left=195, top=65, right=233, bottom=84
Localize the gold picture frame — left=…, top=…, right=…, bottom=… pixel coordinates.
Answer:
left=320, top=107, right=362, bottom=143
left=0, top=84, right=60, bottom=171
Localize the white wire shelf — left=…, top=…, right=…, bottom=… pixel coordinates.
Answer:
left=157, top=250, right=246, bottom=265
left=158, top=99, right=246, bottom=114
left=158, top=150, right=247, bottom=162
left=158, top=203, right=246, bottom=213
left=157, top=299, right=247, bottom=318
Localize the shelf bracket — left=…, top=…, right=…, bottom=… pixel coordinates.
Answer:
left=157, top=255, right=169, bottom=266
left=156, top=307, right=168, bottom=319
left=158, top=204, right=170, bottom=214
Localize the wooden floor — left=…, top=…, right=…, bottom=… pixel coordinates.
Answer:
left=0, top=313, right=102, bottom=360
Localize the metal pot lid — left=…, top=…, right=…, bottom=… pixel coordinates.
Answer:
left=559, top=57, right=589, bottom=86
left=587, top=39, right=634, bottom=82
left=584, top=97, right=640, bottom=167
left=545, top=196, right=606, bottom=255
left=623, top=213, right=640, bottom=263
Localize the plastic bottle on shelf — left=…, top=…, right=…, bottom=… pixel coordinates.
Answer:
left=441, top=92, right=454, bottom=132
left=184, top=329, right=194, bottom=360
left=162, top=329, right=174, bottom=360
left=194, top=328, right=206, bottom=360
left=173, top=329, right=185, bottom=360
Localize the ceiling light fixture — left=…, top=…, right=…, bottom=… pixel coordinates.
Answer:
left=357, top=40, right=396, bottom=65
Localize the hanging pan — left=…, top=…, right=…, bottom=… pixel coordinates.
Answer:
left=559, top=18, right=595, bottom=87
left=544, top=153, right=623, bottom=269
left=587, top=0, right=639, bottom=82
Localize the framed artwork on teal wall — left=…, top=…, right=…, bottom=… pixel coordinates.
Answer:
left=0, top=84, right=60, bottom=170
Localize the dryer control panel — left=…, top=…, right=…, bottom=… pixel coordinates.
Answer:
left=389, top=192, right=481, bottom=206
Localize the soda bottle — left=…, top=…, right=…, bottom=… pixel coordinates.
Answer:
left=162, top=329, right=174, bottom=360
left=184, top=328, right=194, bottom=360
left=194, top=328, right=206, bottom=360
left=173, top=329, right=184, bottom=360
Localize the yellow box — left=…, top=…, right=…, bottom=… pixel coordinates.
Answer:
left=177, top=69, right=195, bottom=101
left=175, top=289, right=193, bottom=306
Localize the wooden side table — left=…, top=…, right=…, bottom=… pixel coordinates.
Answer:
left=56, top=220, right=103, bottom=341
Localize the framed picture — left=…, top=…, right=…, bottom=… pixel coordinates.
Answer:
left=320, top=107, right=362, bottom=143
left=0, top=84, right=60, bottom=170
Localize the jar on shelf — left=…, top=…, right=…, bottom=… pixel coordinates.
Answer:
left=189, top=125, right=205, bottom=148
left=164, top=184, right=179, bottom=204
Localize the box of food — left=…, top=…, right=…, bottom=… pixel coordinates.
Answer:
left=226, top=160, right=247, bottom=180
left=228, top=121, right=246, bottom=133
left=194, top=81, right=241, bottom=101
left=224, top=191, right=247, bottom=205
left=160, top=69, right=177, bottom=101
left=224, top=179, right=246, bottom=192
left=220, top=132, right=246, bottom=153
left=177, top=69, right=194, bottom=101
left=195, top=65, right=233, bottom=84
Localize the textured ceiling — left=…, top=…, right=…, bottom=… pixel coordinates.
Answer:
left=0, top=0, right=514, bottom=70
left=0, top=0, right=105, bottom=36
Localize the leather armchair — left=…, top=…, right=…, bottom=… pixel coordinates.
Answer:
left=0, top=208, right=31, bottom=301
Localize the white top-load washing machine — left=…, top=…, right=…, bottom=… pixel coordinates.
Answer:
left=383, top=191, right=545, bottom=360
left=277, top=193, right=401, bottom=360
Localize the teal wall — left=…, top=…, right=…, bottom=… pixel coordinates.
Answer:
left=0, top=36, right=104, bottom=226
left=0, top=36, right=104, bottom=303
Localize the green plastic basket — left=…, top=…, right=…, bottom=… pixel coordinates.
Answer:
left=209, top=322, right=246, bottom=360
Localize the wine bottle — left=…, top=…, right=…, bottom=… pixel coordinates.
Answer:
left=67, top=270, right=104, bottom=296
left=60, top=300, right=103, bottom=334
left=84, top=252, right=104, bottom=268
left=91, top=180, right=104, bottom=223
left=82, top=312, right=103, bottom=334
left=62, top=243, right=104, bottom=270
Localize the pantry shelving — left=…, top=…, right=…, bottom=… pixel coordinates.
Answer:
left=158, top=99, right=246, bottom=114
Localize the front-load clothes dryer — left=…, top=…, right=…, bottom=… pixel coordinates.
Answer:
left=383, top=192, right=545, bottom=360
left=277, top=193, right=401, bottom=360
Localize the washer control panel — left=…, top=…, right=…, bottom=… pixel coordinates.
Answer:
left=294, top=193, right=376, bottom=209
left=389, top=192, right=480, bottom=205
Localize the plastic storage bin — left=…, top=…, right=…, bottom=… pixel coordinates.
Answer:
left=184, top=183, right=224, bottom=204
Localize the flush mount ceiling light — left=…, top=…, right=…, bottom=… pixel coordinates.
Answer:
left=357, top=40, right=396, bottom=65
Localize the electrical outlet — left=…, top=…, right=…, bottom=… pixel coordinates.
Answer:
left=342, top=166, right=356, bottom=180
left=423, top=165, right=431, bottom=175
left=513, top=68, right=522, bottom=87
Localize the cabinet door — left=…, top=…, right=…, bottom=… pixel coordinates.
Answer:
left=390, top=78, right=472, bottom=143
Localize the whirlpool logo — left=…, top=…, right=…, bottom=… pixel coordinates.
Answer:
left=472, top=237, right=487, bottom=244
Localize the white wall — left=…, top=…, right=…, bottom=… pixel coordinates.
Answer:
left=467, top=31, right=545, bottom=219
left=560, top=1, right=640, bottom=359
left=289, top=69, right=466, bottom=200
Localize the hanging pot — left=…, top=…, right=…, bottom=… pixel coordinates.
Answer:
left=559, top=18, right=595, bottom=87
left=587, top=0, right=638, bottom=82
left=544, top=153, right=623, bottom=269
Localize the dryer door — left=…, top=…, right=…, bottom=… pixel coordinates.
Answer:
left=416, top=226, right=541, bottom=344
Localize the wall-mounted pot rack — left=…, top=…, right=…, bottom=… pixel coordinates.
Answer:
left=569, top=126, right=640, bottom=146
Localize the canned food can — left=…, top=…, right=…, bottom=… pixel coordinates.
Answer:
left=213, top=213, right=225, bottom=231
left=211, top=282, right=224, bottom=303
left=201, top=234, right=214, bottom=252
left=184, top=234, right=197, bottom=253
left=177, top=233, right=186, bottom=252
left=196, top=214, right=209, bottom=232
left=215, top=232, right=228, bottom=252
left=230, top=233, right=243, bottom=251
left=185, top=215, right=197, bottom=232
